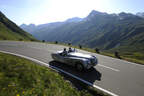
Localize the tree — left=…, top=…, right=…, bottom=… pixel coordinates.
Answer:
left=79, top=44, right=82, bottom=49
left=19, top=39, right=23, bottom=41
left=114, top=51, right=121, bottom=59
left=55, top=41, right=58, bottom=44
left=68, top=43, right=71, bottom=46
left=3, top=37, right=7, bottom=40
left=95, top=48, right=100, bottom=53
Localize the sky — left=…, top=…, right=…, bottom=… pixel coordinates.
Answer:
left=0, top=0, right=144, bottom=25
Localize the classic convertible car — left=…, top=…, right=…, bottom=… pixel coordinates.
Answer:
left=51, top=49, right=98, bottom=71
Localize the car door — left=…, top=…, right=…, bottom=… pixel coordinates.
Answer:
left=55, top=53, right=65, bottom=63
left=57, top=54, right=74, bottom=66
left=63, top=55, right=75, bottom=66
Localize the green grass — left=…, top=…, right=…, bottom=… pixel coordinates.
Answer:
left=0, top=12, right=37, bottom=41
left=82, top=48, right=144, bottom=65
left=101, top=50, right=144, bottom=65
left=0, top=22, right=36, bottom=41
left=0, top=52, right=88, bottom=96
left=0, top=52, right=109, bottom=96
left=45, top=42, right=144, bottom=65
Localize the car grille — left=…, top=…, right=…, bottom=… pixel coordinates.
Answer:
left=90, top=58, right=96, bottom=65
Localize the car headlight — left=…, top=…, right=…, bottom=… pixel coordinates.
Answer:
left=87, top=60, right=91, bottom=64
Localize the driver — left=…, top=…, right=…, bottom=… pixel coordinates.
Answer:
left=62, top=48, right=67, bottom=56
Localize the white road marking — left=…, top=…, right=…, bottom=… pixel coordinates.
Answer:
left=27, top=46, right=120, bottom=72
left=22, top=45, right=144, bottom=67
left=0, top=50, right=118, bottom=96
left=0, top=41, right=143, bottom=67
left=79, top=49, right=144, bottom=67
left=98, top=64, right=120, bottom=72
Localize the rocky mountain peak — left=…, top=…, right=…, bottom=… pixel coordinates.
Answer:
left=136, top=12, right=144, bottom=18
left=66, top=17, right=82, bottom=22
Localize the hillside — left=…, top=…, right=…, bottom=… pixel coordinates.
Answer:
left=0, top=11, right=36, bottom=41
left=21, top=10, right=144, bottom=53
left=1, top=52, right=101, bottom=96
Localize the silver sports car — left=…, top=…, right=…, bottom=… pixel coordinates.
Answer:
left=51, top=49, right=98, bottom=71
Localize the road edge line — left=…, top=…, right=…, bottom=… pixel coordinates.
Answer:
left=98, top=64, right=120, bottom=72
left=0, top=50, right=118, bottom=96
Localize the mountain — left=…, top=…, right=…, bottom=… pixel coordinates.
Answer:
left=0, top=11, right=36, bottom=41
left=65, top=17, right=82, bottom=22
left=20, top=17, right=82, bottom=34
left=20, top=10, right=144, bottom=53
left=20, top=24, right=36, bottom=34
left=136, top=12, right=144, bottom=18
left=20, top=22, right=66, bottom=39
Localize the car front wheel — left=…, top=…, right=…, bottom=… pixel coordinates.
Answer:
left=76, top=63, right=84, bottom=71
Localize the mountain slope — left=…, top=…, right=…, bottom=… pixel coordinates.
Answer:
left=0, top=11, right=36, bottom=41
left=20, top=10, right=144, bottom=53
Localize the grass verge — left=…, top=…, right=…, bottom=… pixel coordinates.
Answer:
left=45, top=42, right=144, bottom=65
left=0, top=52, right=109, bottom=96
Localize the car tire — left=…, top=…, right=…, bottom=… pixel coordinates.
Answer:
left=76, top=63, right=84, bottom=71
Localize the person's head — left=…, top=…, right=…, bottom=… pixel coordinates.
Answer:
left=64, top=48, right=66, bottom=51
left=69, top=47, right=72, bottom=50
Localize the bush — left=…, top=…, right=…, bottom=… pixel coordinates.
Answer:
left=95, top=48, right=100, bottom=53
left=68, top=43, right=71, bottom=46
left=79, top=45, right=82, bottom=49
left=114, top=51, right=121, bottom=59
left=3, top=37, right=7, bottom=40
left=55, top=41, right=58, bottom=44
left=19, top=39, right=23, bottom=41
left=30, top=39, right=35, bottom=41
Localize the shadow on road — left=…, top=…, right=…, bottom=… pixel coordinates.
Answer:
left=49, top=61, right=102, bottom=86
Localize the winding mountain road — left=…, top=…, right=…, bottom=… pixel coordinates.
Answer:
left=0, top=41, right=144, bottom=96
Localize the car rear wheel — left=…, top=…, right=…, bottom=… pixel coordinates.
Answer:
left=76, top=63, right=84, bottom=71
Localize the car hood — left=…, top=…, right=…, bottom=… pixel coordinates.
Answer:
left=69, top=52, right=92, bottom=59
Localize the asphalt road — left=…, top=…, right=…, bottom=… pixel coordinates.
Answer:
left=0, top=41, right=144, bottom=96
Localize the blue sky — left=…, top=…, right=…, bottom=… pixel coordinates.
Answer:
left=0, top=0, right=144, bottom=25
